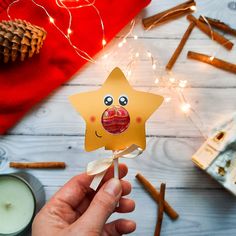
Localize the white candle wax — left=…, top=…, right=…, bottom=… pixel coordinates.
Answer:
left=0, top=175, right=35, bottom=235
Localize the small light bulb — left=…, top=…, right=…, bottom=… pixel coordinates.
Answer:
left=209, top=56, right=214, bottom=61
left=135, top=52, right=139, bottom=58
left=179, top=80, right=187, bottom=88
left=152, top=64, right=157, bottom=70
left=102, top=54, right=108, bottom=59
left=134, top=35, right=138, bottom=40
left=190, top=5, right=197, bottom=11
left=154, top=78, right=159, bottom=84
left=49, top=17, right=55, bottom=24
left=181, top=103, right=191, bottom=113
left=122, top=38, right=127, bottom=44
left=165, top=97, right=171, bottom=103
left=102, top=39, right=107, bottom=46
left=147, top=52, right=152, bottom=58
left=169, top=77, right=176, bottom=83
left=118, top=42, right=123, bottom=48
left=127, top=70, right=132, bottom=76
left=67, top=28, right=72, bottom=35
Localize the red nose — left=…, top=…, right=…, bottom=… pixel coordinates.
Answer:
left=101, top=106, right=130, bottom=134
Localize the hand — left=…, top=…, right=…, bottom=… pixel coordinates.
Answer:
left=32, top=164, right=136, bottom=236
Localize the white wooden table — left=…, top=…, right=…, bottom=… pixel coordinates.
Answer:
left=1, top=0, right=236, bottom=235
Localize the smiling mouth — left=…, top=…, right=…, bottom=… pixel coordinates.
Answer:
left=95, top=131, right=102, bottom=138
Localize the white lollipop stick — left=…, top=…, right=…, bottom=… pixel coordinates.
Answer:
left=114, top=158, right=119, bottom=179
left=113, top=157, right=120, bottom=207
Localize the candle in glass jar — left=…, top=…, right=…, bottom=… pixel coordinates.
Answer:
left=0, top=175, right=36, bottom=236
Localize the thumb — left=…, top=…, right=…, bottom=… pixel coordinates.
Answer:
left=75, top=178, right=122, bottom=233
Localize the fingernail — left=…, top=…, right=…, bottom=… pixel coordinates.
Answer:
left=104, top=178, right=121, bottom=196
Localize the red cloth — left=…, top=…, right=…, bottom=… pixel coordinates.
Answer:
left=0, top=0, right=150, bottom=134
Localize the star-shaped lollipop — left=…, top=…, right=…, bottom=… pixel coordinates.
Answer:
left=70, top=67, right=163, bottom=151
left=69, top=67, right=163, bottom=189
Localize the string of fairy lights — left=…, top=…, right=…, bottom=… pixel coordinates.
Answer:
left=5, top=0, right=233, bottom=138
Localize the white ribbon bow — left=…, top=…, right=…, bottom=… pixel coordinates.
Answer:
left=87, top=144, right=143, bottom=190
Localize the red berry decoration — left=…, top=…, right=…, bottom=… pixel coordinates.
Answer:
left=101, top=106, right=130, bottom=134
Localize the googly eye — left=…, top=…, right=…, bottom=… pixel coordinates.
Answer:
left=104, top=95, right=113, bottom=106
left=119, top=95, right=128, bottom=106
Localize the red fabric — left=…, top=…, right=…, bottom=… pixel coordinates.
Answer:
left=0, top=0, right=150, bottom=134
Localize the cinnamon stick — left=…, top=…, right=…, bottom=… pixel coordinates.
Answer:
left=154, top=183, right=166, bottom=236
left=199, top=16, right=236, bottom=37
left=187, top=15, right=234, bottom=50
left=187, top=51, right=236, bottom=74
left=136, top=173, right=179, bottom=220
left=166, top=21, right=195, bottom=70
left=9, top=162, right=66, bottom=169
left=142, top=0, right=196, bottom=29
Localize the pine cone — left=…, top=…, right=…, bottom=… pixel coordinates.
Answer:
left=0, top=19, right=47, bottom=63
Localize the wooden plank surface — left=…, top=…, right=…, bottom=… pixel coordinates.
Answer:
left=9, top=87, right=236, bottom=137
left=1, top=0, right=236, bottom=235
left=1, top=135, right=218, bottom=188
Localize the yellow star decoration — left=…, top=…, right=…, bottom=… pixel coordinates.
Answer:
left=69, top=67, right=163, bottom=151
